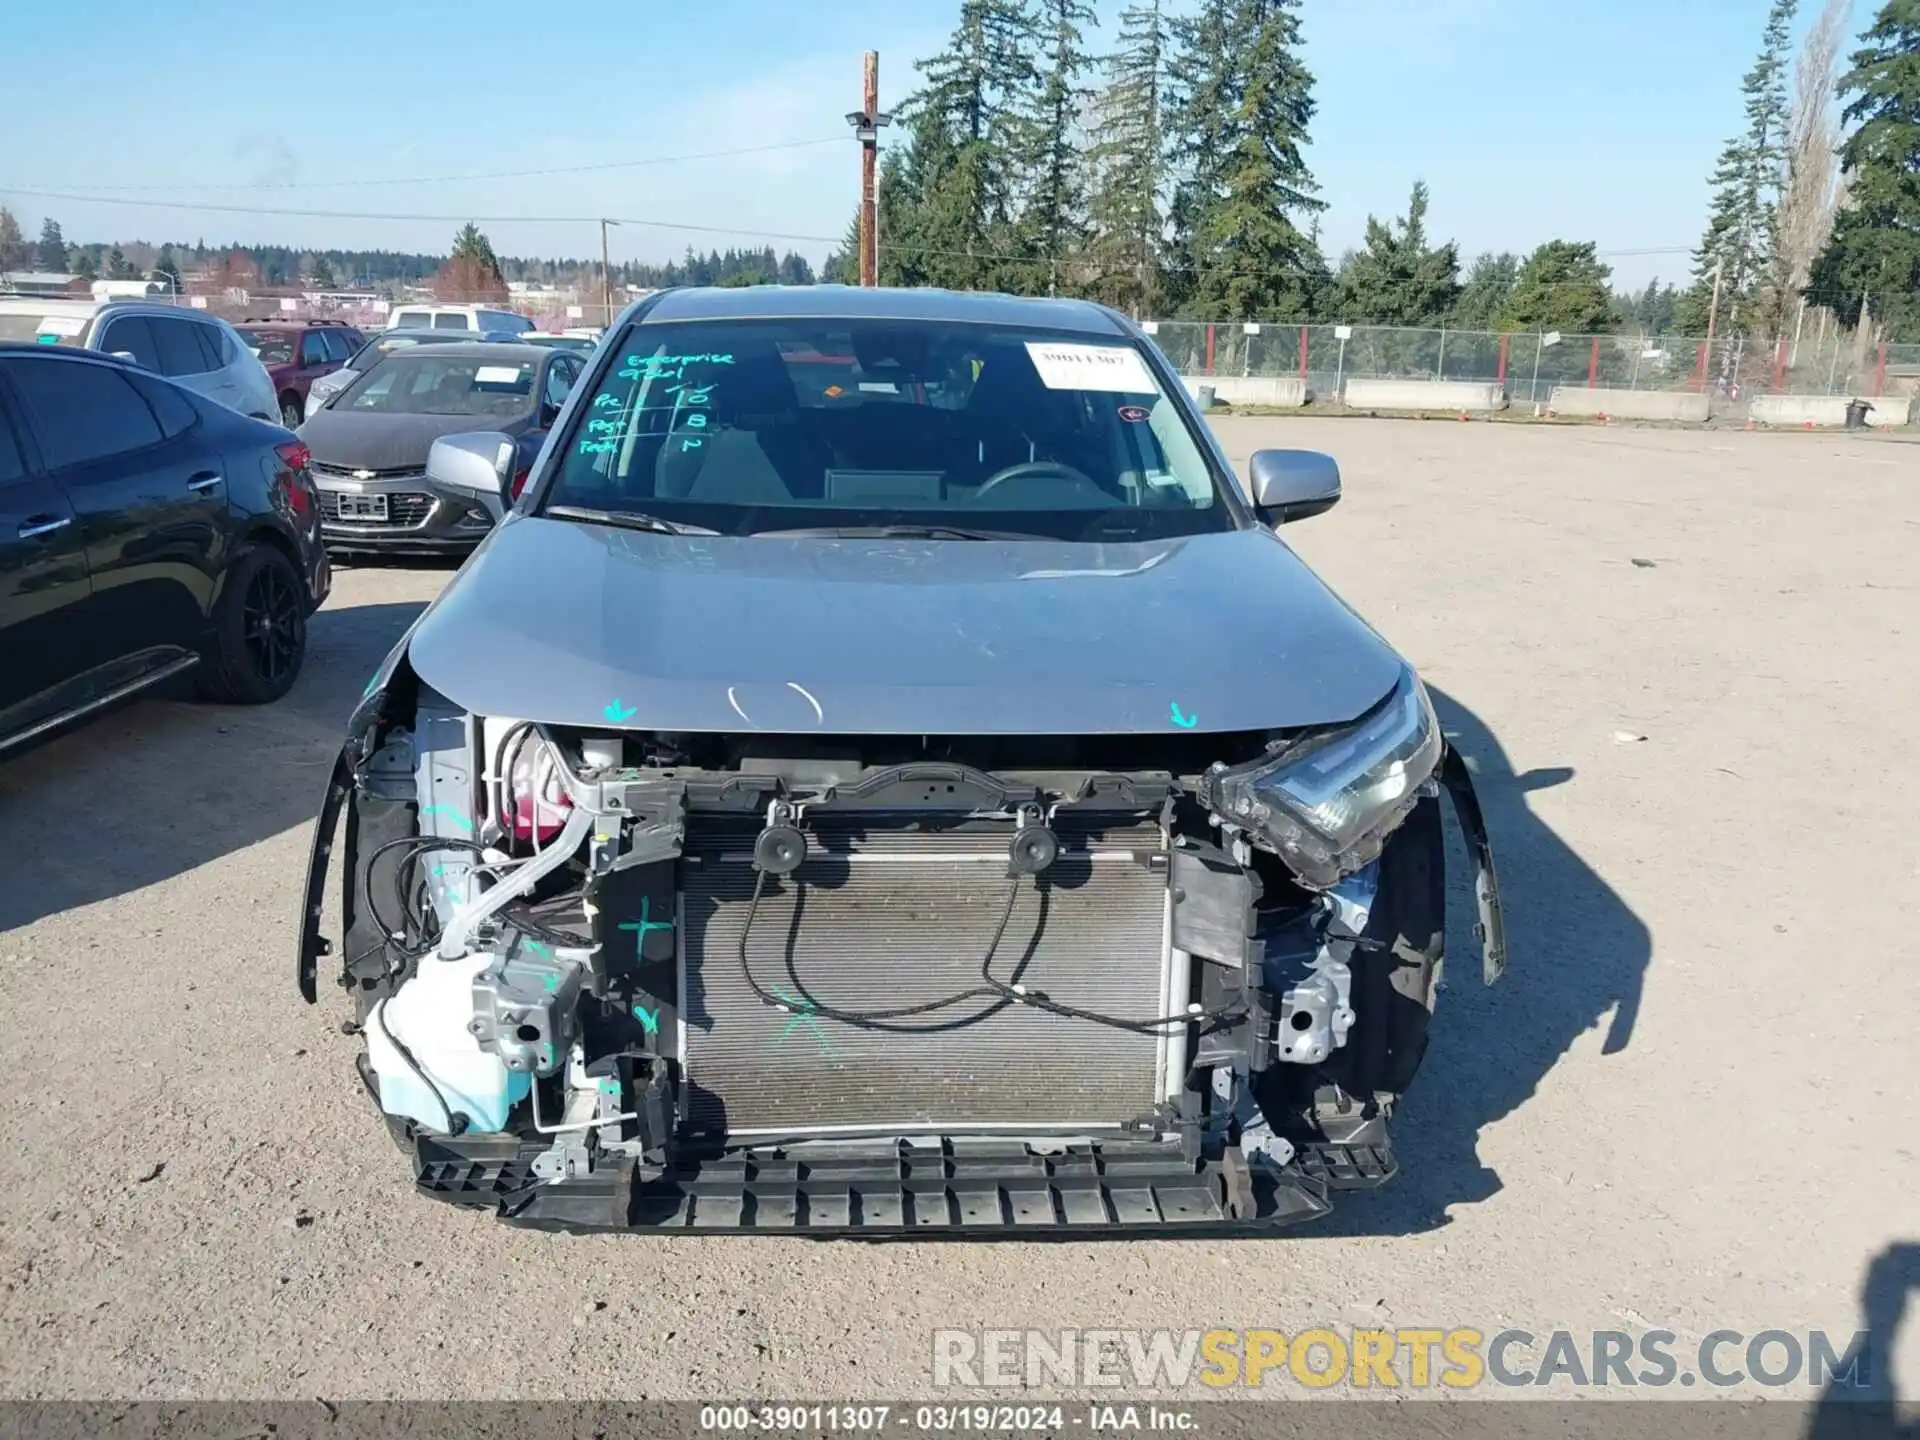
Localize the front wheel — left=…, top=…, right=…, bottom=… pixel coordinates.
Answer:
left=280, top=395, right=303, bottom=428
left=198, top=543, right=309, bottom=704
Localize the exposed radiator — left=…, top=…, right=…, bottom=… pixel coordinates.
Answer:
left=677, top=816, right=1173, bottom=1137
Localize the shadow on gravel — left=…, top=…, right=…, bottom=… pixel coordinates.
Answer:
left=1808, top=1242, right=1920, bottom=1438
left=1314, top=686, right=1653, bottom=1236
left=0, top=599, right=427, bottom=934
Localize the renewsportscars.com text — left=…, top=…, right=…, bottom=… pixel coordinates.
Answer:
left=932, top=1327, right=1874, bottom=1392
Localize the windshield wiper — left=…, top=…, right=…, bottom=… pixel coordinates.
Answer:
left=543, top=504, right=716, bottom=536
left=749, top=523, right=1033, bottom=541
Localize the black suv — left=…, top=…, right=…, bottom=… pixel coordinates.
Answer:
left=0, top=345, right=330, bottom=752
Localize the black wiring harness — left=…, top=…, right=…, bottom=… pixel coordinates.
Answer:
left=735, top=865, right=1248, bottom=1036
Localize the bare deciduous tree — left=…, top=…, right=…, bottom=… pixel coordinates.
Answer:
left=1769, top=0, right=1851, bottom=340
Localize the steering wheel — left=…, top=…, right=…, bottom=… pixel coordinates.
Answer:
left=972, top=459, right=1106, bottom=504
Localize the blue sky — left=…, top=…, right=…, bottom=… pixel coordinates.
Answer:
left=0, top=0, right=1852, bottom=291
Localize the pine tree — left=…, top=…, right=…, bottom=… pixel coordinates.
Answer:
left=1084, top=0, right=1170, bottom=314
left=70, top=248, right=98, bottom=283
left=1182, top=0, right=1325, bottom=319
left=1451, top=252, right=1520, bottom=330
left=0, top=207, right=26, bottom=274
left=309, top=254, right=336, bottom=288
left=1807, top=0, right=1920, bottom=338
left=1497, top=241, right=1614, bottom=333
left=1018, top=0, right=1097, bottom=293
left=1163, top=0, right=1238, bottom=311
left=436, top=223, right=507, bottom=302
left=36, top=218, right=66, bottom=271
left=1676, top=0, right=1798, bottom=336
left=106, top=246, right=137, bottom=280
left=1330, top=182, right=1461, bottom=324
left=907, top=0, right=1040, bottom=290
left=149, top=243, right=183, bottom=293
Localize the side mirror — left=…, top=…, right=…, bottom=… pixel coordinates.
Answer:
left=426, top=431, right=515, bottom=521
left=1248, top=448, right=1341, bottom=525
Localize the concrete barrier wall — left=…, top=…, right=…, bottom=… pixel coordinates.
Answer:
left=1340, top=378, right=1508, bottom=412
left=1747, top=393, right=1915, bottom=427
left=1547, top=387, right=1711, bottom=423
left=1181, top=375, right=1309, bottom=408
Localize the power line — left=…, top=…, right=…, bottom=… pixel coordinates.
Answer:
left=29, top=137, right=849, bottom=193
left=0, top=185, right=843, bottom=244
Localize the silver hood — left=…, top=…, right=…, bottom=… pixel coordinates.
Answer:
left=402, top=516, right=1405, bottom=736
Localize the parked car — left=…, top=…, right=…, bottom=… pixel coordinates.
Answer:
left=297, top=340, right=582, bottom=556
left=0, top=299, right=279, bottom=422
left=303, top=327, right=520, bottom=421
left=233, top=320, right=364, bottom=428
left=297, top=286, right=1506, bottom=1236
left=383, top=304, right=532, bottom=335
left=0, top=344, right=328, bottom=752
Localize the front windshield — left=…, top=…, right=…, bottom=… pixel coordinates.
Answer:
left=541, top=318, right=1232, bottom=540
left=236, top=328, right=295, bottom=364
left=338, top=353, right=536, bottom=418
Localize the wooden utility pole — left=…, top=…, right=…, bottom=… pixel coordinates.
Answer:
left=600, top=218, right=614, bottom=326
left=847, top=53, right=891, bottom=287
left=861, top=52, right=878, bottom=287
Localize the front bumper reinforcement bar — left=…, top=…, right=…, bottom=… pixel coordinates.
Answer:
left=409, top=1132, right=1345, bottom=1237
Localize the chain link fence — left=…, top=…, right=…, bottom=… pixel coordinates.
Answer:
left=1143, top=320, right=1919, bottom=412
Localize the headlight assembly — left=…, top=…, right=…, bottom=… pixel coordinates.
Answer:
left=1202, top=669, right=1443, bottom=889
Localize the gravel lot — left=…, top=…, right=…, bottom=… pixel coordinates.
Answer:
left=1, top=417, right=1914, bottom=1403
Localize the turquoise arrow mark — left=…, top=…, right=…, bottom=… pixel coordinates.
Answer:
left=1169, top=702, right=1199, bottom=729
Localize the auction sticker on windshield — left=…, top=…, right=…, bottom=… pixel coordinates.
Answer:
left=1025, top=341, right=1157, bottom=393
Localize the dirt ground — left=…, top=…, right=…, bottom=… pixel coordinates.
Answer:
left=0, top=417, right=1914, bottom=1404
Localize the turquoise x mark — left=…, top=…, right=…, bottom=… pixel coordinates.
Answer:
left=768, top=988, right=833, bottom=1053
left=617, top=897, right=674, bottom=957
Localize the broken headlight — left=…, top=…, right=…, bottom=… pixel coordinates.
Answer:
left=1204, top=668, right=1442, bottom=889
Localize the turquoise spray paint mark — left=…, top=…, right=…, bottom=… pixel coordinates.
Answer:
left=523, top=940, right=552, bottom=960
left=617, top=897, right=674, bottom=957
left=630, top=1004, right=660, bottom=1037
left=603, top=698, right=638, bottom=723
left=1169, top=702, right=1199, bottom=730
left=768, top=988, right=834, bottom=1055
left=419, top=805, right=471, bottom=830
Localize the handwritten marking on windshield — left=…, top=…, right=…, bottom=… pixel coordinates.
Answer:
left=1170, top=702, right=1199, bottom=729
left=603, top=698, right=638, bottom=722
left=616, top=352, right=735, bottom=383
left=726, top=687, right=752, bottom=724
left=577, top=440, right=619, bottom=456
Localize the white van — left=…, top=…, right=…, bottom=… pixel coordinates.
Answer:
left=384, top=304, right=533, bottom=335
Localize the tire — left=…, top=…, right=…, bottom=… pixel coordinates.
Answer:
left=280, top=395, right=303, bottom=428
left=197, top=543, right=309, bottom=704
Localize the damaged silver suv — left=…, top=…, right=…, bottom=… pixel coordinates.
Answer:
left=297, top=285, right=1506, bottom=1235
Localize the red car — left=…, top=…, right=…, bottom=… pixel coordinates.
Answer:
left=233, top=321, right=365, bottom=428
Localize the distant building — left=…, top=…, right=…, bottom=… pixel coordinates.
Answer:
left=1, top=271, right=88, bottom=298
left=92, top=279, right=171, bottom=299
